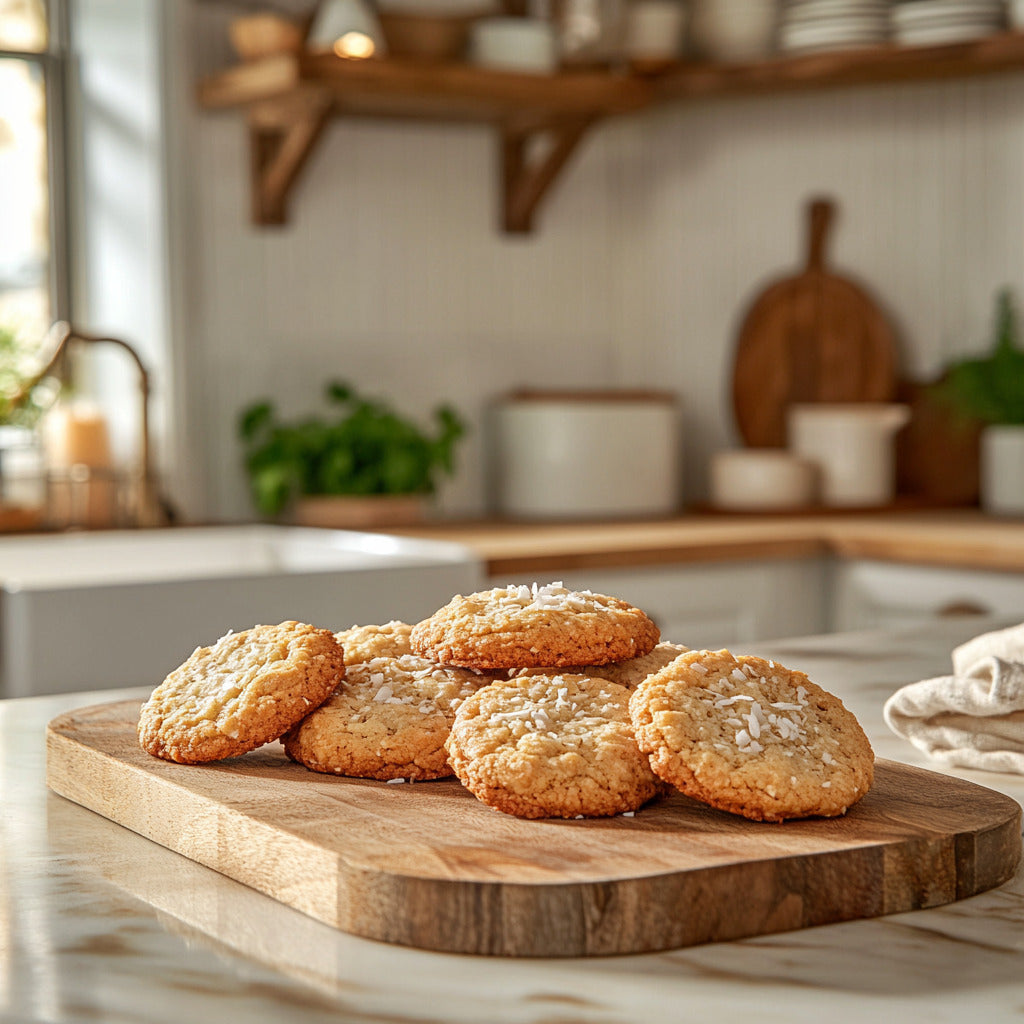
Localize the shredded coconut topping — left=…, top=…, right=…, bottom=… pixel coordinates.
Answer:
left=496, top=581, right=606, bottom=613
left=695, top=657, right=812, bottom=756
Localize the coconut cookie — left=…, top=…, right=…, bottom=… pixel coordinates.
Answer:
left=515, top=642, right=690, bottom=687
left=445, top=673, right=662, bottom=819
left=138, top=621, right=344, bottom=764
left=629, top=650, right=874, bottom=822
left=335, top=620, right=413, bottom=663
left=411, top=582, right=660, bottom=671
left=580, top=642, right=690, bottom=689
left=282, top=626, right=487, bottom=781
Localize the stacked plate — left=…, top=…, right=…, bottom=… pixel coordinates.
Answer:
left=779, top=0, right=890, bottom=54
left=891, top=0, right=1006, bottom=46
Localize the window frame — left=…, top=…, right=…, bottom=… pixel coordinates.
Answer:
left=0, top=0, right=71, bottom=324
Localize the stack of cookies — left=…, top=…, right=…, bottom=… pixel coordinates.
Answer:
left=137, top=581, right=874, bottom=825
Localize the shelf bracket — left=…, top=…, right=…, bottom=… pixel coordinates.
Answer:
left=248, top=92, right=333, bottom=225
left=500, top=117, right=593, bottom=234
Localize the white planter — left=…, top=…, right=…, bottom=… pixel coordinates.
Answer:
left=981, top=425, right=1024, bottom=516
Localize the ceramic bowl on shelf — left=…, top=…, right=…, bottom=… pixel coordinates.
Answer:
left=624, top=0, right=688, bottom=70
left=688, top=0, right=779, bottom=61
left=378, top=10, right=483, bottom=60
left=469, top=17, right=559, bottom=73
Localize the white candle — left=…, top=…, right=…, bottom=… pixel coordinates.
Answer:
left=45, top=404, right=112, bottom=470
left=44, top=404, right=115, bottom=528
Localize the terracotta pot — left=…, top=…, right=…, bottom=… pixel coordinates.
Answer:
left=291, top=494, right=427, bottom=529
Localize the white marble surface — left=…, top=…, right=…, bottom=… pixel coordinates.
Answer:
left=4, top=618, right=1024, bottom=1024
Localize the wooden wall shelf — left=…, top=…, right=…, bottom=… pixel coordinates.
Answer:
left=198, top=31, right=1024, bottom=233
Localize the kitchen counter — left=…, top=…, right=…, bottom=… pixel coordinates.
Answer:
left=7, top=617, right=1024, bottom=1023
left=392, top=510, right=1024, bottom=575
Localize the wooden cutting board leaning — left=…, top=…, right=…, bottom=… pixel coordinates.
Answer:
left=46, top=700, right=1021, bottom=958
left=732, top=198, right=899, bottom=448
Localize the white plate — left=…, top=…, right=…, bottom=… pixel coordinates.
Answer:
left=782, top=10, right=888, bottom=26
left=892, top=0, right=1003, bottom=21
left=781, top=36, right=886, bottom=51
left=781, top=24, right=888, bottom=45
left=895, top=22, right=1000, bottom=43
left=893, top=9, right=1003, bottom=26
left=785, top=0, right=889, bottom=11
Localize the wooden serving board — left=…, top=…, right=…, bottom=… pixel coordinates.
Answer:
left=732, top=197, right=898, bottom=448
left=47, top=700, right=1022, bottom=958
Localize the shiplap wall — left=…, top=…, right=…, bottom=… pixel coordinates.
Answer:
left=183, top=5, right=1024, bottom=519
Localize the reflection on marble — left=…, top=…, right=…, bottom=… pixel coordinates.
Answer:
left=4, top=620, right=1024, bottom=1023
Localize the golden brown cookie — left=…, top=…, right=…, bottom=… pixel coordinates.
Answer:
left=629, top=649, right=874, bottom=822
left=445, top=673, right=663, bottom=819
left=137, top=621, right=344, bottom=764
left=411, top=582, right=660, bottom=671
left=569, top=642, right=690, bottom=688
left=283, top=622, right=487, bottom=781
left=334, top=620, right=412, bottom=662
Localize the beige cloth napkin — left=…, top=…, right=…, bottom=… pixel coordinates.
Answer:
left=883, top=622, right=1024, bottom=774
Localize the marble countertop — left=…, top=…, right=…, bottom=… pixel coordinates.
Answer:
left=6, top=618, right=1024, bottom=1023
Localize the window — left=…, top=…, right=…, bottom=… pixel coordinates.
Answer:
left=0, top=0, right=67, bottom=342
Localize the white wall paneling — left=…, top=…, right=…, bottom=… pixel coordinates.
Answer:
left=176, top=3, right=1024, bottom=519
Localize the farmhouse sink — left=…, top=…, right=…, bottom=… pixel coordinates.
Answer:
left=0, top=525, right=484, bottom=697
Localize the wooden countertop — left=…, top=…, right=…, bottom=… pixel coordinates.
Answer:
left=389, top=510, right=1024, bottom=576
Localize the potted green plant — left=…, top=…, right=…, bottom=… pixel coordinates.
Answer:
left=238, top=380, right=466, bottom=527
left=931, top=289, right=1024, bottom=514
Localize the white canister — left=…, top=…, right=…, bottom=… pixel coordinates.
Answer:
left=688, top=0, right=778, bottom=61
left=709, top=449, right=817, bottom=510
left=492, top=391, right=682, bottom=519
left=787, top=403, right=910, bottom=508
left=624, top=0, right=687, bottom=63
left=470, top=17, right=558, bottom=72
left=981, top=425, right=1024, bottom=516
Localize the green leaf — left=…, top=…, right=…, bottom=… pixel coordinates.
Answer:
left=239, top=401, right=274, bottom=441
left=326, top=380, right=353, bottom=404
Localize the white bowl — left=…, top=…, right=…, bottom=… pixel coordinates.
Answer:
left=689, top=0, right=778, bottom=60
left=469, top=17, right=558, bottom=73
left=709, top=449, right=818, bottom=510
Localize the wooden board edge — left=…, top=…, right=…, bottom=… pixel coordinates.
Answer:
left=45, top=706, right=1024, bottom=958
left=45, top=721, right=344, bottom=928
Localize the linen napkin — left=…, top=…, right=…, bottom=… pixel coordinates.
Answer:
left=883, top=622, right=1024, bottom=774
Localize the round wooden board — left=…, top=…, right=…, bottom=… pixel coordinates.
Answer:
left=732, top=198, right=899, bottom=447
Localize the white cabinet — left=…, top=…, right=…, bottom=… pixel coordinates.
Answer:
left=490, top=559, right=828, bottom=650
left=830, top=560, right=1024, bottom=633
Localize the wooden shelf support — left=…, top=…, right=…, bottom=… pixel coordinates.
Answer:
left=500, top=118, right=593, bottom=234
left=249, top=91, right=333, bottom=225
